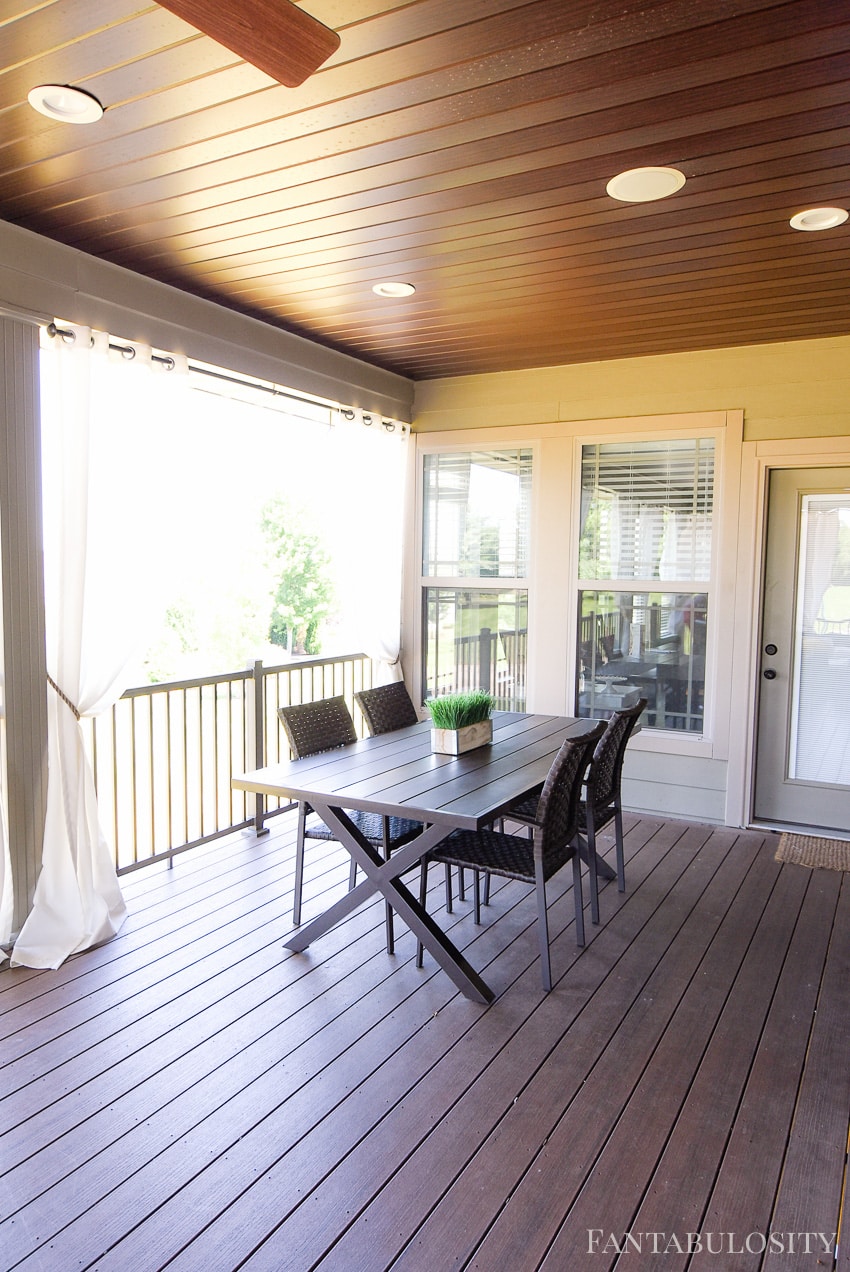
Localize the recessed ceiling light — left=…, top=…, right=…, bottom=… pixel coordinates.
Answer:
left=606, top=166, right=686, bottom=203
left=372, top=281, right=415, bottom=298
left=789, top=207, right=848, bottom=232
left=27, top=84, right=104, bottom=124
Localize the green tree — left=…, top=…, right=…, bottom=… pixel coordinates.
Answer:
left=262, top=496, right=335, bottom=655
left=142, top=598, right=198, bottom=682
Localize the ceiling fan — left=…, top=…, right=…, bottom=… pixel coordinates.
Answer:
left=157, top=0, right=340, bottom=88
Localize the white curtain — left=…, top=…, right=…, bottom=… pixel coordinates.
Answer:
left=804, top=503, right=839, bottom=631
left=11, top=326, right=187, bottom=968
left=0, top=568, right=11, bottom=955
left=0, top=798, right=9, bottom=958
left=323, top=412, right=409, bottom=683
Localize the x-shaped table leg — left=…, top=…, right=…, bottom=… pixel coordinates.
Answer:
left=582, top=843, right=616, bottom=881
left=283, top=805, right=494, bottom=1005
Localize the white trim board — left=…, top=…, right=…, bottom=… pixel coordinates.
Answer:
left=0, top=221, right=413, bottom=422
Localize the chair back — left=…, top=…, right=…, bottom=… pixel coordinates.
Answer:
left=278, top=696, right=357, bottom=760
left=587, top=698, right=646, bottom=817
left=536, top=722, right=605, bottom=861
left=354, top=682, right=418, bottom=735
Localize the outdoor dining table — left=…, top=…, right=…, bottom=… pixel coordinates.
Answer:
left=232, top=710, right=602, bottom=1005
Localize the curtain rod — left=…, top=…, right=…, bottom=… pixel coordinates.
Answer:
left=47, top=321, right=178, bottom=372
left=45, top=322, right=403, bottom=431
left=188, top=361, right=334, bottom=413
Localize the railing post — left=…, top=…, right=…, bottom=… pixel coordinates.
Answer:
left=250, top=659, right=269, bottom=836
left=479, top=626, right=492, bottom=693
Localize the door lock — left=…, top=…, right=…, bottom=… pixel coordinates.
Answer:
left=763, top=668, right=777, bottom=680
left=764, top=643, right=777, bottom=656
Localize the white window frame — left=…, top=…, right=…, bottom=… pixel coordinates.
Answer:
left=568, top=414, right=742, bottom=761
left=407, top=412, right=742, bottom=764
left=414, top=442, right=532, bottom=706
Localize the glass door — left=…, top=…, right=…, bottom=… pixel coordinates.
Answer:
left=754, top=468, right=850, bottom=831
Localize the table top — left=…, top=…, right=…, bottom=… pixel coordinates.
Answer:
left=234, top=711, right=596, bottom=831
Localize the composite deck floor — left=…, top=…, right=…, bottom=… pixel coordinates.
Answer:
left=1, top=812, right=849, bottom=1271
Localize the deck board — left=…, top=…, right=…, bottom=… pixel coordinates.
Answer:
left=206, top=821, right=695, bottom=1272
left=688, top=868, right=843, bottom=1270
left=453, top=830, right=771, bottom=1272
left=331, top=823, right=721, bottom=1272
left=761, top=880, right=850, bottom=1267
left=1, top=813, right=847, bottom=1271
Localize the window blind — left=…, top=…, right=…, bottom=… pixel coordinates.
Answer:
left=580, top=439, right=715, bottom=582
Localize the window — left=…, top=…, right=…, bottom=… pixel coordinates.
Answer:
left=421, top=450, right=531, bottom=707
left=577, top=438, right=714, bottom=732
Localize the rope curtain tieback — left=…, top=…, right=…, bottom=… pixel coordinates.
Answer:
left=48, top=674, right=81, bottom=721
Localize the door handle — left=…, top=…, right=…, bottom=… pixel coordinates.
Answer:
left=763, top=668, right=777, bottom=680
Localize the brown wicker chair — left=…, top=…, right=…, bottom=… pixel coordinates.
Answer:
left=354, top=681, right=419, bottom=734
left=278, top=696, right=420, bottom=928
left=580, top=697, right=645, bottom=894
left=503, top=699, right=646, bottom=917
left=417, top=721, right=605, bottom=991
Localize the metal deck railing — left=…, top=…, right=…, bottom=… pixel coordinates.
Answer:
left=81, top=653, right=379, bottom=874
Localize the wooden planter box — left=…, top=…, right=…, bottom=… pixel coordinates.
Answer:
left=431, top=718, right=493, bottom=755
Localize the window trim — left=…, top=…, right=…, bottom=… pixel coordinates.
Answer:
left=408, top=411, right=743, bottom=764
left=416, top=445, right=533, bottom=707
left=576, top=435, right=716, bottom=740
left=569, top=416, right=742, bottom=761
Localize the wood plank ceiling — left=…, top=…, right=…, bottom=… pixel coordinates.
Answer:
left=2, top=0, right=849, bottom=380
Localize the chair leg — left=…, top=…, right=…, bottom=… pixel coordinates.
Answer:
left=534, top=861, right=552, bottom=992
left=444, top=864, right=454, bottom=913
left=457, top=867, right=466, bottom=901
left=473, top=870, right=481, bottom=924
left=483, top=871, right=491, bottom=907
left=583, top=827, right=600, bottom=925
left=614, top=803, right=626, bottom=892
left=417, top=859, right=429, bottom=968
left=293, top=802, right=307, bottom=926
left=572, top=853, right=585, bottom=949
left=382, top=819, right=394, bottom=955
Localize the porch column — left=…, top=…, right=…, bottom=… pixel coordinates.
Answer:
left=0, top=315, right=48, bottom=936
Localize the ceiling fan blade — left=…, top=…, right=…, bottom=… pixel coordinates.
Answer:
left=158, top=0, right=340, bottom=88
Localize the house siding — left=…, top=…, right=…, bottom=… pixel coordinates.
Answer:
left=411, top=335, right=850, bottom=443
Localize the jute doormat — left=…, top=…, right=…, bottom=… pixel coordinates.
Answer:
left=775, top=832, right=850, bottom=871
